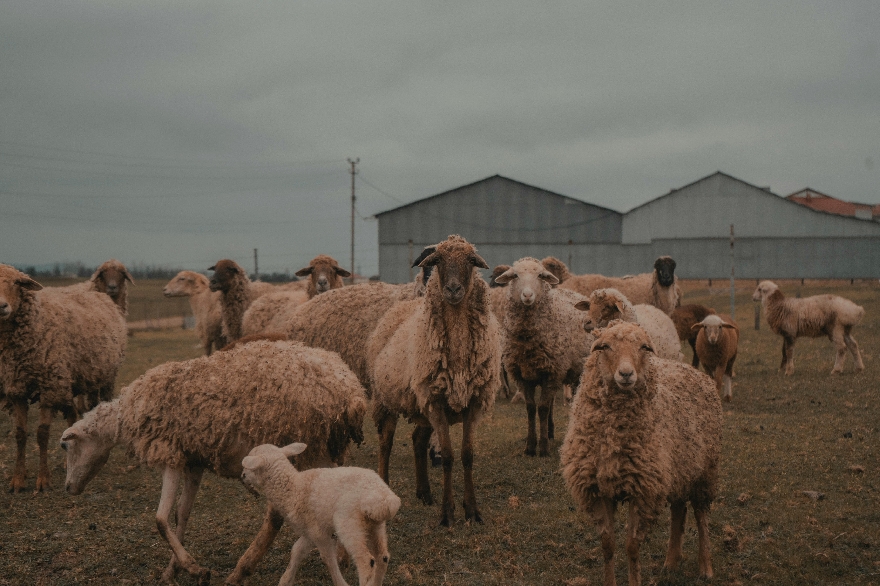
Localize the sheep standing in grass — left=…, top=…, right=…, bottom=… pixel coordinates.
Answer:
left=493, top=258, right=593, bottom=457
left=163, top=270, right=225, bottom=354
left=561, top=321, right=722, bottom=586
left=753, top=280, right=865, bottom=375
left=670, top=304, right=716, bottom=368
left=561, top=256, right=681, bottom=315
left=692, top=314, right=738, bottom=401
left=241, top=442, right=400, bottom=586
left=0, top=264, right=126, bottom=493
left=60, top=339, right=367, bottom=585
left=369, top=235, right=501, bottom=526
left=209, top=259, right=275, bottom=342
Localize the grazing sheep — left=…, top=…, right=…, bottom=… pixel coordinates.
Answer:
left=561, top=321, right=722, bottom=586
left=163, top=270, right=226, bottom=354
left=241, top=442, right=400, bottom=586
left=753, top=280, right=865, bottom=375
left=576, top=288, right=682, bottom=361
left=294, top=254, right=351, bottom=298
left=692, top=314, right=739, bottom=401
left=561, top=256, right=681, bottom=315
left=540, top=256, right=572, bottom=284
left=60, top=339, right=367, bottom=585
left=670, top=304, right=717, bottom=368
left=208, top=259, right=275, bottom=342
left=369, top=235, right=501, bottom=526
left=493, top=258, right=593, bottom=456
left=0, top=264, right=126, bottom=493
left=61, top=259, right=135, bottom=316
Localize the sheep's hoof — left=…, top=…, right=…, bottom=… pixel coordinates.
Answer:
left=830, top=369, right=843, bottom=375
left=524, top=446, right=537, bottom=457
left=538, top=449, right=550, bottom=458
left=35, top=475, right=50, bottom=493
left=439, top=504, right=455, bottom=527
left=194, top=568, right=211, bottom=586
left=417, top=489, right=434, bottom=506
left=9, top=477, right=27, bottom=494
left=465, top=508, right=483, bottom=525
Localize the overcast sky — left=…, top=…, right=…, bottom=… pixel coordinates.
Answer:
left=2, top=1, right=878, bottom=277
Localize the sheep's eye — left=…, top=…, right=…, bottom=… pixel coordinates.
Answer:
left=60, top=442, right=68, bottom=451
left=641, top=344, right=654, bottom=353
left=593, top=343, right=609, bottom=351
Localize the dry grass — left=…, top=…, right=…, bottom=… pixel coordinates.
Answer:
left=1, top=280, right=879, bottom=585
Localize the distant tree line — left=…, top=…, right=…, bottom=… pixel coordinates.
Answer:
left=17, top=262, right=298, bottom=283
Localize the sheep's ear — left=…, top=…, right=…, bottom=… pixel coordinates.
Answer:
left=241, top=455, right=263, bottom=470
left=471, top=253, right=489, bottom=269
left=574, top=300, right=590, bottom=311
left=418, top=251, right=441, bottom=268
left=614, top=300, right=627, bottom=314
left=294, top=266, right=313, bottom=277
left=334, top=267, right=352, bottom=278
left=280, top=443, right=307, bottom=458
left=122, top=269, right=134, bottom=284
left=538, top=270, right=559, bottom=285
left=412, top=246, right=437, bottom=268
left=16, top=276, right=43, bottom=292
left=721, top=322, right=736, bottom=329
left=89, top=268, right=102, bottom=283
left=493, top=268, right=516, bottom=285
left=590, top=337, right=608, bottom=352
left=691, top=323, right=704, bottom=331
left=208, top=265, right=217, bottom=271
left=60, top=429, right=78, bottom=442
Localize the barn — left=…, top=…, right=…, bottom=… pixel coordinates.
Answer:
left=375, top=172, right=880, bottom=282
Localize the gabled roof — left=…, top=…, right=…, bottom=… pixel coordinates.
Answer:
left=787, top=188, right=879, bottom=219
left=624, top=171, right=777, bottom=214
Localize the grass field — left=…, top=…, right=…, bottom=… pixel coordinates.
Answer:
left=1, top=279, right=879, bottom=585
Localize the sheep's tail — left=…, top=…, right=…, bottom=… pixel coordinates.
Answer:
left=361, top=491, right=402, bottom=523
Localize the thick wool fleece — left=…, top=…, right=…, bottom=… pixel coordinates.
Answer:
left=562, top=266, right=680, bottom=315
left=763, top=285, right=864, bottom=339
left=241, top=289, right=310, bottom=337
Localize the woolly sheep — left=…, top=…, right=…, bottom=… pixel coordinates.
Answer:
left=753, top=280, right=865, bottom=375
left=60, top=339, right=367, bottom=585
left=241, top=442, right=400, bottom=586
left=294, top=253, right=351, bottom=298
left=163, top=270, right=226, bottom=354
left=241, top=288, right=310, bottom=337
left=493, top=257, right=593, bottom=456
left=576, top=288, right=683, bottom=361
left=561, top=321, right=722, bottom=586
left=0, top=264, right=127, bottom=493
left=209, top=259, right=276, bottom=342
left=61, top=259, right=134, bottom=316
left=539, top=256, right=572, bottom=284
left=369, top=235, right=501, bottom=526
left=670, top=304, right=717, bottom=368
left=692, top=314, right=739, bottom=401
left=561, top=256, right=681, bottom=315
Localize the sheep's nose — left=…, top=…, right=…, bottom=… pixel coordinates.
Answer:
left=618, top=367, right=634, bottom=380
left=445, top=283, right=462, bottom=296
left=0, top=302, right=9, bottom=316
left=317, top=276, right=329, bottom=289
left=520, top=289, right=535, bottom=305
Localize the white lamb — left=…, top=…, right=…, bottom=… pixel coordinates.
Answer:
left=241, top=442, right=400, bottom=586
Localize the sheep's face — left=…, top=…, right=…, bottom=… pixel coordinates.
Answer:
left=692, top=314, right=735, bottom=345
left=752, top=280, right=778, bottom=303
left=60, top=420, right=115, bottom=496
left=494, top=258, right=558, bottom=307
left=419, top=236, right=488, bottom=306
left=589, top=322, right=654, bottom=392
left=576, top=289, right=627, bottom=330
left=240, top=442, right=307, bottom=496
left=540, top=257, right=569, bottom=284
left=654, top=256, right=677, bottom=288
left=209, top=259, right=245, bottom=293
left=91, top=260, right=133, bottom=301
left=489, top=265, right=511, bottom=288
left=163, top=271, right=204, bottom=297
left=0, top=266, right=42, bottom=321
left=295, top=254, right=350, bottom=294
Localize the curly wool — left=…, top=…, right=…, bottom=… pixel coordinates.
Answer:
left=763, top=285, right=864, bottom=339
left=561, top=264, right=681, bottom=315
left=585, top=288, right=682, bottom=361
left=241, top=289, right=310, bottom=336
left=217, top=274, right=274, bottom=342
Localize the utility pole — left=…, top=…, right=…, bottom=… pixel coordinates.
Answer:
left=253, top=248, right=259, bottom=281
left=729, top=225, right=735, bottom=320
left=348, top=157, right=359, bottom=285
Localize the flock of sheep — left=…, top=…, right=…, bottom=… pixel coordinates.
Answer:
left=0, top=236, right=867, bottom=586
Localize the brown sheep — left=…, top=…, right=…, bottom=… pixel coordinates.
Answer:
left=61, top=259, right=135, bottom=316
left=294, top=253, right=351, bottom=297
left=163, top=270, right=226, bottom=354
left=540, top=256, right=572, bottom=284
left=208, top=259, right=275, bottom=342
left=561, top=256, right=681, bottom=315
left=692, top=314, right=739, bottom=401
left=670, top=304, right=717, bottom=368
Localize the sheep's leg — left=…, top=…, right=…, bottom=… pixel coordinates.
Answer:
left=523, top=381, right=538, bottom=456
left=155, top=467, right=210, bottom=585
left=412, top=424, right=434, bottom=505
left=461, top=407, right=482, bottom=524
left=428, top=411, right=456, bottom=527
left=781, top=335, right=796, bottom=375
left=226, top=505, right=285, bottom=584
left=664, top=501, right=687, bottom=571
left=591, top=498, right=617, bottom=586
left=375, top=410, right=398, bottom=485
left=10, top=401, right=29, bottom=493
left=689, top=338, right=700, bottom=368
left=35, top=405, right=54, bottom=492
left=537, top=383, right=557, bottom=457
left=336, top=518, right=376, bottom=586
left=162, top=467, right=204, bottom=583
left=278, top=536, right=316, bottom=586
left=315, top=536, right=351, bottom=586
left=693, top=504, right=714, bottom=579
left=366, top=522, right=391, bottom=586
left=831, top=325, right=847, bottom=374
left=547, top=388, right=555, bottom=441
left=625, top=503, right=648, bottom=586
left=844, top=329, right=864, bottom=372
left=713, top=365, right=727, bottom=400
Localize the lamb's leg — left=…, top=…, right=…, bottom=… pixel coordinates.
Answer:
left=35, top=405, right=54, bottom=492
left=693, top=504, right=714, bottom=579
left=10, top=401, right=29, bottom=493
left=523, top=381, right=538, bottom=456
left=155, top=467, right=210, bottom=585
left=830, top=325, right=847, bottom=374
left=664, top=501, right=687, bottom=571
left=336, top=518, right=376, bottom=586
left=781, top=335, right=796, bottom=375
left=625, top=503, right=648, bottom=586
left=366, top=522, right=391, bottom=586
left=375, top=409, right=398, bottom=485
left=428, top=411, right=456, bottom=527
left=278, top=536, right=316, bottom=586
left=537, top=383, right=557, bottom=457
left=226, top=505, right=285, bottom=584
left=315, top=536, right=351, bottom=586
left=412, top=424, right=434, bottom=505
left=162, top=467, right=204, bottom=583
left=461, top=407, right=482, bottom=524
left=844, top=328, right=864, bottom=372
left=591, top=498, right=617, bottom=586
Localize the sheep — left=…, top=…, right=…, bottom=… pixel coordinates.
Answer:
left=368, top=234, right=501, bottom=526
left=540, top=256, right=572, bottom=284
left=241, top=288, right=310, bottom=337
left=670, top=304, right=717, bottom=368
left=692, top=314, right=739, bottom=401
left=241, top=442, right=400, bottom=586
left=492, top=257, right=593, bottom=456
left=163, top=270, right=226, bottom=354
left=208, top=259, right=276, bottom=342
left=60, top=338, right=367, bottom=585
left=60, top=258, right=135, bottom=316
left=560, top=321, right=722, bottom=586
left=752, top=280, right=865, bottom=375
left=0, top=264, right=126, bottom=493
left=294, top=254, right=351, bottom=298
left=576, top=288, right=683, bottom=361
left=561, top=256, right=681, bottom=315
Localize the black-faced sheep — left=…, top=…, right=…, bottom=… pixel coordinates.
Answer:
left=493, top=257, right=593, bottom=457
left=670, top=304, right=717, bottom=368
left=561, top=321, right=722, bottom=586
left=208, top=259, right=276, bottom=342
left=163, top=270, right=226, bottom=354
left=753, top=280, right=865, bottom=375
left=60, top=339, right=367, bottom=585
left=368, top=235, right=501, bottom=527
left=692, top=314, right=739, bottom=401
left=0, top=264, right=127, bottom=493
left=561, top=256, right=682, bottom=315
left=241, top=442, right=400, bottom=586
